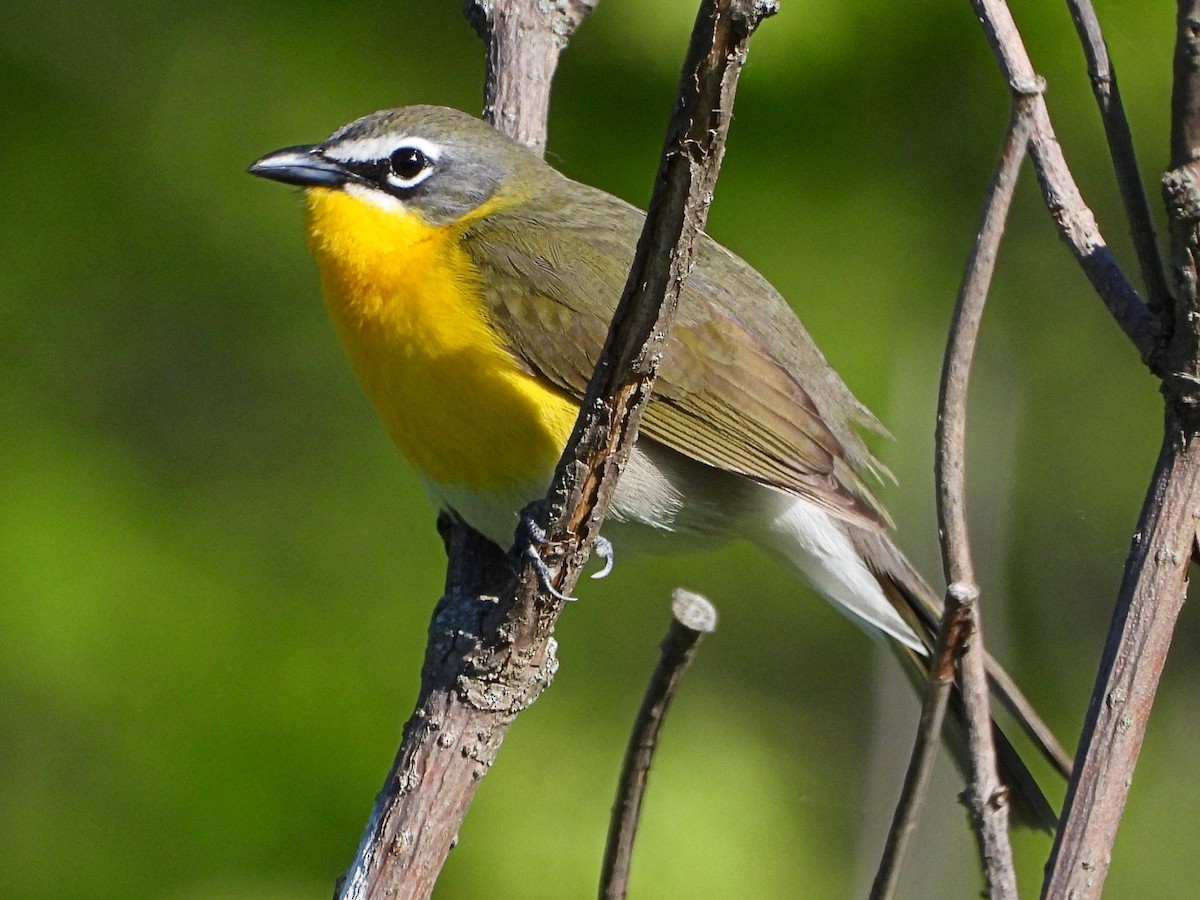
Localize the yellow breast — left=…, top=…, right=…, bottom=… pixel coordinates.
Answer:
left=303, top=188, right=578, bottom=491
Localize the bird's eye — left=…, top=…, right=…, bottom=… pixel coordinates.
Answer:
left=389, top=146, right=430, bottom=183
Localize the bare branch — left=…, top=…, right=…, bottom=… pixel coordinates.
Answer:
left=1165, top=0, right=1200, bottom=378
left=984, top=652, right=1073, bottom=780
left=1042, top=5, right=1200, bottom=895
left=970, top=0, right=1160, bottom=364
left=1040, top=429, right=1198, bottom=898
left=517, top=0, right=778, bottom=610
left=335, top=2, right=776, bottom=896
left=465, top=0, right=598, bottom=154
left=599, top=589, right=718, bottom=900
left=1170, top=0, right=1200, bottom=173
left=334, top=520, right=529, bottom=900
left=873, top=104, right=1032, bottom=900
left=869, top=655, right=953, bottom=900
left=936, top=101, right=1033, bottom=633
left=1066, top=0, right=1171, bottom=316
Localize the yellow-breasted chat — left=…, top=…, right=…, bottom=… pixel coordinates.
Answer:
left=249, top=104, right=1062, bottom=827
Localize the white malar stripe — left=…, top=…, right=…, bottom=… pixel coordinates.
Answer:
left=343, top=182, right=407, bottom=212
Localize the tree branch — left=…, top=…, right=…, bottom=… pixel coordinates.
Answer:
left=526, top=0, right=779, bottom=603
left=872, top=102, right=1032, bottom=900
left=333, top=518, right=526, bottom=900
left=970, top=0, right=1161, bottom=365
left=1066, top=0, right=1172, bottom=317
left=334, top=1, right=776, bottom=896
left=599, top=589, right=718, bottom=900
left=1039, top=427, right=1198, bottom=898
left=1042, top=3, right=1200, bottom=895
left=935, top=98, right=1039, bottom=899
left=465, top=0, right=598, bottom=155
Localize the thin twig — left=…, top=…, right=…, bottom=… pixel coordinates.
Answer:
left=872, top=103, right=1032, bottom=900
left=934, top=96, right=1039, bottom=900
left=335, top=2, right=776, bottom=897
left=1065, top=0, right=1171, bottom=318
left=599, top=589, right=718, bottom=900
left=1042, top=3, right=1200, bottom=895
left=970, top=0, right=1160, bottom=365
left=869, top=652, right=953, bottom=900
left=936, top=93, right=1040, bottom=899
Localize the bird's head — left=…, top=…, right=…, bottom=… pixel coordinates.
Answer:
left=249, top=105, right=541, bottom=226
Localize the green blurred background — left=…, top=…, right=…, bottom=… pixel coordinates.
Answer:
left=3, top=0, right=1194, bottom=896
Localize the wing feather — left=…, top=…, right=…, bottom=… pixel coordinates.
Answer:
left=464, top=177, right=891, bottom=529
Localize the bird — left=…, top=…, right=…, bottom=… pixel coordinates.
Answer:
left=249, top=104, right=1066, bottom=827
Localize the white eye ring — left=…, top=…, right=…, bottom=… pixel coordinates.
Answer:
left=384, top=137, right=441, bottom=190
left=387, top=147, right=433, bottom=188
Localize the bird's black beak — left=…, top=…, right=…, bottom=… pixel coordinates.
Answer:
left=248, top=144, right=350, bottom=188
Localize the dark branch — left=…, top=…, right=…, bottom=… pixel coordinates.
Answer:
left=599, top=590, right=718, bottom=900
left=529, top=0, right=780, bottom=600
left=1170, top=0, right=1200, bottom=171
left=970, top=0, right=1160, bottom=364
left=1042, top=4, right=1200, bottom=895
left=873, top=104, right=1032, bottom=900
left=334, top=2, right=776, bottom=897
left=869, top=657, right=953, bottom=900
left=1066, top=0, right=1172, bottom=317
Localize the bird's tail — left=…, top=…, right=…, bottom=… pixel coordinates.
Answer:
left=856, top=529, right=1072, bottom=832
left=750, top=494, right=1070, bottom=829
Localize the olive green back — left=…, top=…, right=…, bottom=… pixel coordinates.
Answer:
left=463, top=165, right=892, bottom=530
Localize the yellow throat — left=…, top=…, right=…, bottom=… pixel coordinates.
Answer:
left=303, top=187, right=579, bottom=491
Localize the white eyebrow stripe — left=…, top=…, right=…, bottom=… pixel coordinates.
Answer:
left=324, top=135, right=443, bottom=164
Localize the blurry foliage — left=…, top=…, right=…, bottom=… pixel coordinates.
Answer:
left=1, top=1, right=1195, bottom=897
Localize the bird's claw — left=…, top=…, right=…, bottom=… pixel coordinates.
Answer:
left=590, top=536, right=615, bottom=580
left=514, top=512, right=577, bottom=602
left=513, top=512, right=615, bottom=599
left=526, top=541, right=576, bottom=602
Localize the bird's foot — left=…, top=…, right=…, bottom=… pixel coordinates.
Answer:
left=513, top=510, right=576, bottom=603
left=512, top=510, right=615, bottom=600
